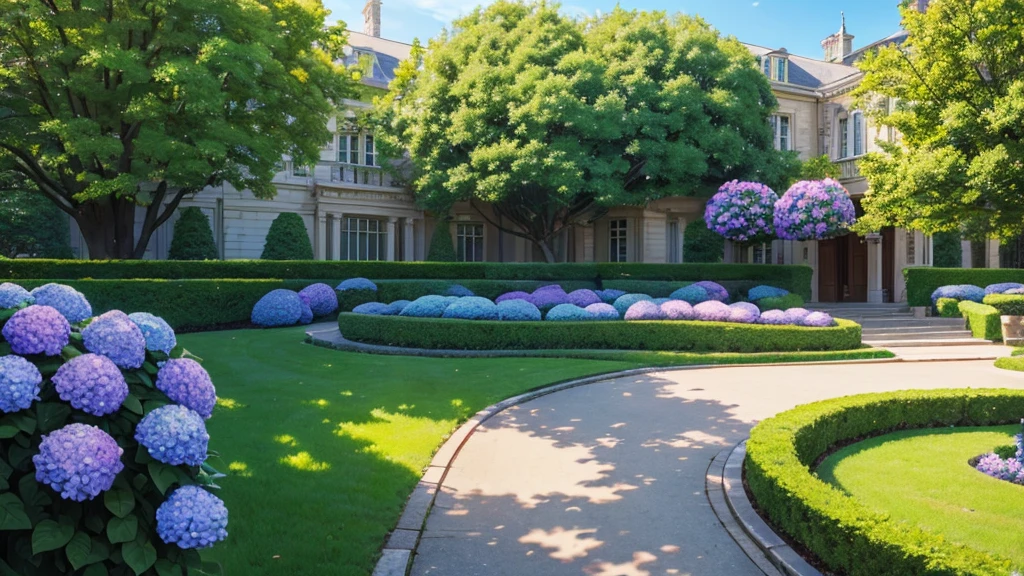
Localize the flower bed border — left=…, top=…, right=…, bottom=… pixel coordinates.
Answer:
left=745, top=388, right=1024, bottom=576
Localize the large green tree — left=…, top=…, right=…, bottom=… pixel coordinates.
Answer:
left=0, top=0, right=354, bottom=259
left=374, top=2, right=796, bottom=262
left=854, top=0, right=1024, bottom=240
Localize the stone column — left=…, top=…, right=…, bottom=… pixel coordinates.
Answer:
left=962, top=240, right=973, bottom=268
left=386, top=217, right=397, bottom=261
left=316, top=212, right=327, bottom=261
left=678, top=217, right=687, bottom=264
left=987, top=238, right=1001, bottom=268
left=404, top=218, right=415, bottom=261
left=723, top=240, right=734, bottom=264
left=331, top=214, right=343, bottom=261
left=867, top=236, right=884, bottom=303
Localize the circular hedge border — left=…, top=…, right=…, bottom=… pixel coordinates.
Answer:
left=746, top=388, right=1024, bottom=576
left=337, top=313, right=862, bottom=353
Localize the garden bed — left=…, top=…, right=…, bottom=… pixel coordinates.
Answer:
left=338, top=313, right=862, bottom=353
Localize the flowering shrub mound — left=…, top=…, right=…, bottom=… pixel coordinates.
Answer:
left=801, top=311, right=835, bottom=327
left=298, top=300, right=314, bottom=325
left=398, top=295, right=452, bottom=318
left=625, top=301, right=666, bottom=321
left=660, top=300, right=694, bottom=320
left=30, top=282, right=92, bottom=323
left=985, top=282, right=1024, bottom=295
left=442, top=297, right=499, bottom=320
left=353, top=302, right=399, bottom=316
left=0, top=281, right=228, bottom=575
left=693, top=281, right=729, bottom=302
left=595, top=289, right=626, bottom=304
left=585, top=303, right=619, bottom=320
left=669, top=285, right=710, bottom=305
left=975, top=432, right=1024, bottom=484
left=758, top=309, right=788, bottom=325
left=445, top=284, right=475, bottom=297
left=748, top=285, right=789, bottom=301
left=930, top=284, right=986, bottom=306
left=704, top=180, right=778, bottom=242
left=545, top=304, right=592, bottom=321
left=613, top=294, right=653, bottom=316
left=336, top=277, right=378, bottom=292
left=496, top=291, right=532, bottom=303
left=783, top=307, right=812, bottom=325
left=299, top=283, right=339, bottom=316
left=389, top=299, right=412, bottom=312
left=497, top=300, right=542, bottom=321
left=567, top=289, right=602, bottom=307
left=252, top=289, right=305, bottom=327
left=529, top=285, right=570, bottom=311
left=0, top=282, right=33, bottom=309
left=693, top=301, right=732, bottom=322
left=774, top=179, right=857, bottom=240
left=728, top=302, right=761, bottom=324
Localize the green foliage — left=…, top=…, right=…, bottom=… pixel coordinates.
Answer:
left=426, top=221, right=456, bottom=262
left=746, top=388, right=1024, bottom=576
left=982, top=294, right=1024, bottom=316
left=754, top=294, right=805, bottom=312
left=683, top=220, right=725, bottom=263
left=0, top=173, right=73, bottom=259
left=853, top=1, right=1024, bottom=241
left=904, top=268, right=1024, bottom=307
left=338, top=314, right=862, bottom=353
left=933, top=232, right=964, bottom=268
left=373, top=2, right=797, bottom=261
left=936, top=298, right=961, bottom=318
left=994, top=444, right=1018, bottom=459
left=795, top=155, right=840, bottom=182
left=0, top=0, right=354, bottom=258
left=958, top=301, right=1002, bottom=341
left=168, top=208, right=219, bottom=261
left=995, top=356, right=1024, bottom=372
left=260, top=213, right=314, bottom=261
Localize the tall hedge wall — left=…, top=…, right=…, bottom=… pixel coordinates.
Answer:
left=904, top=267, right=1024, bottom=307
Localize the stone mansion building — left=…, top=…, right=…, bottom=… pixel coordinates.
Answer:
left=68, top=0, right=997, bottom=303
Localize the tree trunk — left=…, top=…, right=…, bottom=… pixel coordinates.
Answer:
left=535, top=239, right=557, bottom=263
left=75, top=198, right=137, bottom=259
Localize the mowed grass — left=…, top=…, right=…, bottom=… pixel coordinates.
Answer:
left=817, top=425, right=1024, bottom=568
left=180, top=327, right=634, bottom=576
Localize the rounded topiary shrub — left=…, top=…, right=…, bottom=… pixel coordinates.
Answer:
left=613, top=294, right=653, bottom=317
left=398, top=295, right=452, bottom=318
left=168, top=207, right=219, bottom=260
left=299, top=283, right=339, bottom=317
left=261, top=212, right=314, bottom=260
left=426, top=220, right=456, bottom=262
left=669, top=285, right=709, bottom=305
left=545, top=304, right=592, bottom=322
left=442, top=297, right=499, bottom=320
left=497, top=300, right=542, bottom=321
left=0, top=283, right=227, bottom=576
left=251, top=289, right=304, bottom=327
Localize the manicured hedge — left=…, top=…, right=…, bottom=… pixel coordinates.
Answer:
left=958, top=301, right=1002, bottom=341
left=337, top=313, right=861, bottom=352
left=936, top=297, right=960, bottom=318
left=982, top=294, right=1024, bottom=316
left=905, top=268, right=1024, bottom=307
left=746, top=389, right=1024, bottom=576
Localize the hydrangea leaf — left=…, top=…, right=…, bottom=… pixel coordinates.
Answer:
left=32, top=518, right=75, bottom=554
left=6, top=413, right=36, bottom=434
left=154, top=559, right=184, bottom=576
left=35, top=402, right=71, bottom=433
left=122, top=395, right=144, bottom=416
left=65, top=531, right=93, bottom=570
left=147, top=462, right=190, bottom=495
left=106, top=515, right=138, bottom=544
left=83, top=563, right=109, bottom=576
left=122, top=535, right=157, bottom=575
left=104, top=489, right=136, bottom=519
left=0, top=426, right=18, bottom=439
left=0, top=493, right=30, bottom=530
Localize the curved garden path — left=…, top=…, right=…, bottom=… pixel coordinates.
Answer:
left=410, top=360, right=1024, bottom=576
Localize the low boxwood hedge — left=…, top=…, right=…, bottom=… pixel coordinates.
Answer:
left=982, top=294, right=1024, bottom=316
left=337, top=313, right=862, bottom=352
left=905, top=268, right=1024, bottom=307
left=746, top=388, right=1024, bottom=576
left=936, top=297, right=961, bottom=317
left=958, top=301, right=1002, bottom=341
left=754, top=294, right=805, bottom=312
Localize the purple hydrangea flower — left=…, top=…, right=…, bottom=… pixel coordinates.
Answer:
left=985, top=283, right=1024, bottom=295
left=660, top=300, right=694, bottom=320
left=298, top=283, right=339, bottom=316
left=669, top=285, right=710, bottom=305
left=801, top=311, right=835, bottom=327
left=353, top=302, right=399, bottom=316
left=53, top=354, right=129, bottom=416
left=693, top=281, right=729, bottom=302
left=496, top=291, right=532, bottom=304
left=625, top=301, right=666, bottom=321
left=783, top=307, right=812, bottom=324
left=0, top=282, right=33, bottom=309
left=497, top=299, right=543, bottom=321
left=157, top=485, right=229, bottom=549
left=704, top=180, right=779, bottom=242
left=0, top=355, right=42, bottom=413
left=976, top=452, right=1024, bottom=483
left=445, top=284, right=475, bottom=297
left=693, top=301, right=732, bottom=322
left=29, top=283, right=92, bottom=323
left=398, top=296, right=451, bottom=318
left=528, top=286, right=569, bottom=310
left=156, top=358, right=217, bottom=420
left=128, top=312, right=177, bottom=354
left=758, top=309, right=789, bottom=325
left=612, top=294, right=653, bottom=316
left=442, top=297, right=499, bottom=320
left=545, top=304, right=592, bottom=321
left=82, top=310, right=147, bottom=369
left=747, top=285, right=789, bottom=301
left=336, top=278, right=377, bottom=292
left=251, top=289, right=304, bottom=327
left=930, top=284, right=986, bottom=305
left=567, top=289, right=601, bottom=307
left=774, top=179, right=857, bottom=240
left=33, top=423, right=124, bottom=501
left=595, top=289, right=626, bottom=304
left=585, top=303, right=620, bottom=320
left=135, top=405, right=210, bottom=466
left=2, top=305, right=70, bottom=356
left=728, top=302, right=761, bottom=324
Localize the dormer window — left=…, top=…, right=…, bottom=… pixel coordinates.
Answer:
left=760, top=52, right=789, bottom=83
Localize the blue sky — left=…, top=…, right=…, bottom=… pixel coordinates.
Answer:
left=326, top=0, right=905, bottom=60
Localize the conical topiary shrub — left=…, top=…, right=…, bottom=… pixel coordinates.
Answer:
left=261, top=212, right=314, bottom=260
left=168, top=207, right=218, bottom=260
left=427, top=219, right=456, bottom=262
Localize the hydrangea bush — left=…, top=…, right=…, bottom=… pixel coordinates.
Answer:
left=497, top=300, right=542, bottom=321
left=704, top=180, right=778, bottom=242
left=692, top=281, right=729, bottom=302
left=747, top=285, right=789, bottom=301
left=613, top=294, right=653, bottom=316
left=585, top=303, right=620, bottom=320
left=985, top=282, right=1024, bottom=295
left=0, top=282, right=228, bottom=575
left=30, top=283, right=93, bottom=323
left=669, top=285, right=710, bottom=305
left=660, top=300, right=694, bottom=320
left=251, top=289, right=305, bottom=327
left=336, top=277, right=378, bottom=292
left=0, top=282, right=34, bottom=309
left=975, top=427, right=1024, bottom=485
left=595, top=289, right=626, bottom=304
left=728, top=302, right=761, bottom=324
left=566, top=289, right=602, bottom=308
left=298, top=283, right=339, bottom=316
left=445, top=284, right=475, bottom=297
left=398, top=295, right=452, bottom=318
left=624, top=301, right=666, bottom=321
left=442, top=297, right=499, bottom=320
left=496, top=291, right=532, bottom=304
left=774, top=179, right=857, bottom=241
left=930, top=284, right=986, bottom=306
left=354, top=302, right=400, bottom=316
left=545, top=304, right=592, bottom=321
left=693, top=301, right=732, bottom=322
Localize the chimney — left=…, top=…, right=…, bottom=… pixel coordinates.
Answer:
left=363, top=0, right=381, bottom=37
left=821, top=12, right=855, bottom=63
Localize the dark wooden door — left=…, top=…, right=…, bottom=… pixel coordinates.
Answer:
left=847, top=233, right=868, bottom=302
left=882, top=227, right=895, bottom=302
left=818, top=239, right=838, bottom=302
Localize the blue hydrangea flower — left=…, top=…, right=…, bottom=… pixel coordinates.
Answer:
left=251, top=289, right=304, bottom=327
left=660, top=300, right=694, bottom=320
left=389, top=300, right=412, bottom=312
left=930, top=285, right=985, bottom=306
left=29, top=283, right=92, bottom=323
left=496, top=300, right=542, bottom=321
left=728, top=302, right=761, bottom=324
left=0, top=355, right=42, bottom=413
left=669, top=285, right=710, bottom=305
left=128, top=312, right=177, bottom=354
left=2, top=305, right=70, bottom=356
left=352, top=302, right=399, bottom=316
left=135, top=405, right=209, bottom=466
left=298, top=301, right=313, bottom=325
left=336, top=278, right=377, bottom=292
left=693, top=301, right=732, bottom=322
left=612, top=294, right=653, bottom=317
left=986, top=283, right=1024, bottom=295
left=758, top=309, right=788, bottom=325
left=595, top=289, right=626, bottom=304
left=545, top=304, right=592, bottom=321
left=33, top=423, right=124, bottom=501
left=585, top=303, right=619, bottom=320
left=156, top=358, right=217, bottom=420
left=445, top=284, right=475, bottom=297
left=156, top=485, right=229, bottom=549
left=783, top=307, right=811, bottom=325
left=747, top=285, right=789, bottom=301
left=442, top=297, right=499, bottom=320
left=0, top=282, right=33, bottom=309
left=801, top=311, right=835, bottom=327
left=566, top=289, right=601, bottom=307
left=398, top=296, right=452, bottom=318
left=82, top=310, right=147, bottom=369
left=625, top=301, right=666, bottom=320
left=53, top=354, right=128, bottom=416
left=298, top=284, right=339, bottom=316
left=693, top=281, right=729, bottom=302
left=495, top=291, right=532, bottom=303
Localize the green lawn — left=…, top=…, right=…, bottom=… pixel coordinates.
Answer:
left=817, top=426, right=1024, bottom=568
left=182, top=327, right=634, bottom=576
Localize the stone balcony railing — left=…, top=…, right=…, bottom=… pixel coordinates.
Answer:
left=837, top=155, right=865, bottom=181
left=327, top=163, right=398, bottom=188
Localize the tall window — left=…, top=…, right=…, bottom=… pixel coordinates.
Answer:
left=839, top=118, right=849, bottom=158
left=667, top=221, right=681, bottom=263
left=364, top=135, right=376, bottom=166
left=339, top=217, right=386, bottom=261
left=338, top=134, right=358, bottom=164
left=456, top=223, right=484, bottom=262
left=761, top=56, right=788, bottom=82
left=762, top=57, right=771, bottom=77
left=776, top=58, right=787, bottom=82
left=853, top=112, right=864, bottom=156
left=291, top=164, right=308, bottom=177
left=770, top=115, right=790, bottom=151
left=609, top=219, right=628, bottom=262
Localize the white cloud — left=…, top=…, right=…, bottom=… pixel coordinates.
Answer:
left=753, top=1, right=760, bottom=5
left=401, top=0, right=491, bottom=23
